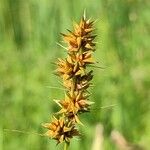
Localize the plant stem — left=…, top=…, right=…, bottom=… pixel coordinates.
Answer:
left=64, top=142, right=69, bottom=150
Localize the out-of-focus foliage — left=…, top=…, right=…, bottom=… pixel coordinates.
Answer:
left=0, top=0, right=149, bottom=150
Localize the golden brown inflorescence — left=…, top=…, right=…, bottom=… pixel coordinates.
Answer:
left=43, top=14, right=97, bottom=145
left=43, top=117, right=79, bottom=143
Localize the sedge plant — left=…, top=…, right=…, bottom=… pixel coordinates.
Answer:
left=42, top=13, right=97, bottom=150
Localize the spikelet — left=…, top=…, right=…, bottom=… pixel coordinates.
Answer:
left=43, top=13, right=97, bottom=145
left=42, top=117, right=79, bottom=144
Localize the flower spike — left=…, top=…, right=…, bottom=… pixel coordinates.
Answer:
left=43, top=13, right=97, bottom=146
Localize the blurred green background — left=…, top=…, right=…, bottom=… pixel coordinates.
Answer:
left=0, top=0, right=150, bottom=150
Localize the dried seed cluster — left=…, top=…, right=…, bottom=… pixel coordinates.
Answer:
left=43, top=14, right=97, bottom=144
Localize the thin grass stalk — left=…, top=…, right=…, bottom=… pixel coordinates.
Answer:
left=64, top=142, right=69, bottom=150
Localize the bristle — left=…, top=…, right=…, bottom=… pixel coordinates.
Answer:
left=56, top=42, right=68, bottom=50
left=83, top=9, right=86, bottom=20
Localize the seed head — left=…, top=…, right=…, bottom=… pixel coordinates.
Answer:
left=43, top=13, right=97, bottom=145
left=62, top=18, right=96, bottom=52
left=42, top=117, right=79, bottom=144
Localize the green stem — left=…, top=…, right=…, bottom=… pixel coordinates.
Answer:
left=64, top=142, right=69, bottom=150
